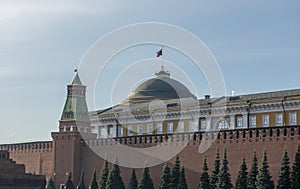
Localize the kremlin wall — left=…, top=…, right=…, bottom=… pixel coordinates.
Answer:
left=1, top=126, right=299, bottom=188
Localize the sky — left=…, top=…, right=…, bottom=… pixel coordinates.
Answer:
left=0, top=0, right=299, bottom=143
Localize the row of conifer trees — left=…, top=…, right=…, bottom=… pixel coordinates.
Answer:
left=46, top=156, right=187, bottom=189
left=199, top=145, right=300, bottom=189
left=46, top=145, right=300, bottom=189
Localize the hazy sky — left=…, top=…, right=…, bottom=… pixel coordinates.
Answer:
left=0, top=0, right=299, bottom=143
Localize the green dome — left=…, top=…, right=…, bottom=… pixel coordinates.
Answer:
left=127, top=68, right=197, bottom=103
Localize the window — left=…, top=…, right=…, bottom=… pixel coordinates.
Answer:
left=156, top=123, right=163, bottom=134
left=236, top=116, right=243, bottom=128
left=289, top=112, right=297, bottom=125
left=109, top=126, right=116, bottom=137
left=200, top=119, right=207, bottom=130
left=189, top=120, right=197, bottom=132
left=147, top=124, right=153, bottom=135
left=178, top=121, right=184, bottom=133
left=249, top=116, right=256, bottom=128
left=100, top=127, right=107, bottom=138
left=275, top=114, right=283, bottom=126
left=262, top=115, right=269, bottom=127
left=218, top=119, right=229, bottom=129
left=137, top=124, right=143, bottom=135
left=127, top=125, right=133, bottom=136
left=118, top=126, right=123, bottom=137
left=167, top=122, right=173, bottom=134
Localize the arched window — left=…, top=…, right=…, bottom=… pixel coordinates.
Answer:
left=218, top=119, right=229, bottom=130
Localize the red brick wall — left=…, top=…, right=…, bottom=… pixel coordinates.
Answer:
left=80, top=127, right=300, bottom=188
left=1, top=127, right=299, bottom=188
left=0, top=142, right=54, bottom=180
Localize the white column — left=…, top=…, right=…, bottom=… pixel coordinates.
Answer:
left=230, top=115, right=235, bottom=129
left=113, top=125, right=117, bottom=138
left=205, top=113, right=212, bottom=130
left=98, top=127, right=101, bottom=138
left=243, top=114, right=248, bottom=128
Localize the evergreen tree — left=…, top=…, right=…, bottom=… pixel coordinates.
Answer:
left=291, top=144, right=300, bottom=189
left=127, top=169, right=138, bottom=189
left=172, top=155, right=181, bottom=189
left=64, top=172, right=75, bottom=189
left=99, top=160, right=109, bottom=189
left=90, top=169, right=99, bottom=189
left=198, top=157, right=210, bottom=189
left=106, top=159, right=125, bottom=189
left=138, top=166, right=154, bottom=189
left=255, top=150, right=274, bottom=189
left=248, top=152, right=258, bottom=189
left=77, top=170, right=86, bottom=189
left=277, top=149, right=290, bottom=189
left=159, top=163, right=172, bottom=189
left=47, top=177, right=56, bottom=189
left=217, top=148, right=233, bottom=189
left=210, top=148, right=220, bottom=189
left=235, top=158, right=248, bottom=189
left=178, top=166, right=188, bottom=189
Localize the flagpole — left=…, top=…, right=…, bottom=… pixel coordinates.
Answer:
left=156, top=46, right=164, bottom=71
left=161, top=45, right=164, bottom=70
left=161, top=53, right=164, bottom=69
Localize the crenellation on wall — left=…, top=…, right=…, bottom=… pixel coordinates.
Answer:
left=0, top=141, right=53, bottom=153
left=0, top=141, right=54, bottom=180
left=79, top=126, right=300, bottom=150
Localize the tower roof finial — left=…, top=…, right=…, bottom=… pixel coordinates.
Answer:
left=71, top=69, right=82, bottom=85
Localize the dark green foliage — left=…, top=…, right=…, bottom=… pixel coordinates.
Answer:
left=77, top=170, right=86, bottom=189
left=127, top=169, right=138, bottom=189
left=47, top=177, right=56, bottom=189
left=64, top=172, right=75, bottom=189
left=198, top=157, right=210, bottom=189
left=106, top=160, right=125, bottom=189
left=235, top=158, right=248, bottom=189
left=291, top=145, right=300, bottom=189
left=99, top=160, right=109, bottom=189
left=215, top=178, right=223, bottom=189
left=210, top=148, right=220, bottom=189
left=159, top=163, right=172, bottom=189
left=248, top=152, right=258, bottom=189
left=90, top=169, right=99, bottom=189
left=217, top=148, right=233, bottom=189
left=255, top=151, right=274, bottom=189
left=39, top=179, right=46, bottom=189
left=169, top=181, right=175, bottom=189
left=277, top=149, right=290, bottom=189
left=178, top=166, right=188, bottom=189
left=172, top=155, right=181, bottom=188
left=138, top=166, right=154, bottom=189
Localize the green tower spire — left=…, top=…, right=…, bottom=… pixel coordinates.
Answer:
left=71, top=71, right=82, bottom=85
left=59, top=71, right=91, bottom=132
